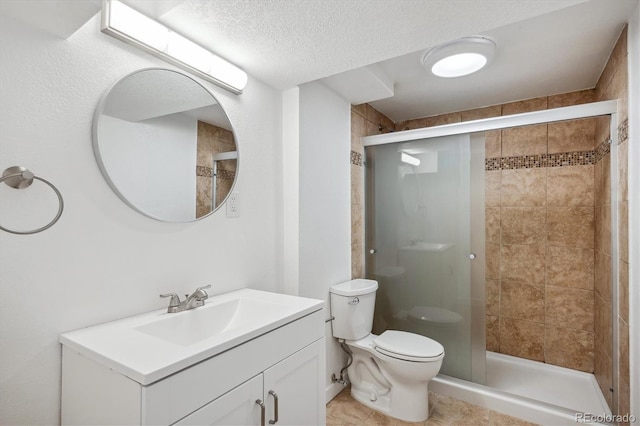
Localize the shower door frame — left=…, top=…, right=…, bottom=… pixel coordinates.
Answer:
left=363, top=100, right=619, bottom=406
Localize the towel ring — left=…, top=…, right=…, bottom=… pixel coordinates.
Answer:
left=0, top=166, right=64, bottom=235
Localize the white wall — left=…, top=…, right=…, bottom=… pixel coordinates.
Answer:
left=99, top=113, right=197, bottom=221
left=0, top=14, right=283, bottom=425
left=297, top=82, right=351, bottom=401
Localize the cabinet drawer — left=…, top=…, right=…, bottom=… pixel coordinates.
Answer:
left=142, top=309, right=323, bottom=425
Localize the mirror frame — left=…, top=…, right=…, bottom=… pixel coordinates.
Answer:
left=92, top=68, right=240, bottom=222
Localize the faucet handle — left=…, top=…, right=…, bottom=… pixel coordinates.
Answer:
left=160, top=292, right=181, bottom=307
left=194, top=284, right=211, bottom=299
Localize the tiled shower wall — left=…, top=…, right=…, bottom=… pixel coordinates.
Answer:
left=350, top=26, right=629, bottom=417
left=593, top=27, right=630, bottom=416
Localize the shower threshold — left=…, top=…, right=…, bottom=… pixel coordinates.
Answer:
left=430, top=351, right=613, bottom=425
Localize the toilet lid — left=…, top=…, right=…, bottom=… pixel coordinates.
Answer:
left=374, top=330, right=444, bottom=361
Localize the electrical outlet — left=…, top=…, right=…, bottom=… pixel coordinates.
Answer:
left=226, top=192, right=240, bottom=218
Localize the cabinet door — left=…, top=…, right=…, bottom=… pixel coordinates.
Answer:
left=174, top=375, right=263, bottom=426
left=263, top=338, right=326, bottom=426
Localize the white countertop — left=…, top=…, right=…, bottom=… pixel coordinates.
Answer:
left=60, top=288, right=324, bottom=385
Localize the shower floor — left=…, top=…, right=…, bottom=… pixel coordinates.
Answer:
left=486, top=351, right=610, bottom=415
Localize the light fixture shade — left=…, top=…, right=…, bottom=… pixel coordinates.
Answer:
left=422, top=37, right=496, bottom=78
left=102, top=0, right=248, bottom=94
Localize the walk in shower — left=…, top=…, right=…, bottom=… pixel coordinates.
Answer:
left=362, top=101, right=619, bottom=425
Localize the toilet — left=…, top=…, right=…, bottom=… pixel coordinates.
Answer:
left=330, top=279, right=444, bottom=422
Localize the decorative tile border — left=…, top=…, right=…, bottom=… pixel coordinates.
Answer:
left=485, top=149, right=596, bottom=171
left=618, top=118, right=628, bottom=145
left=351, top=150, right=363, bottom=166
left=594, top=139, right=611, bottom=163
left=547, top=150, right=595, bottom=167
left=196, top=166, right=236, bottom=180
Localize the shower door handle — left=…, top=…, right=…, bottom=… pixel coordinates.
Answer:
left=469, top=253, right=476, bottom=260
left=369, top=249, right=377, bottom=254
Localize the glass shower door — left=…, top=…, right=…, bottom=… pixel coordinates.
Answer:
left=365, top=133, right=485, bottom=382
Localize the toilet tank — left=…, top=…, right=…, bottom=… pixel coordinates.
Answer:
left=329, top=279, right=378, bottom=340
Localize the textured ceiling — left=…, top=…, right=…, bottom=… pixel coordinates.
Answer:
left=142, top=0, right=588, bottom=89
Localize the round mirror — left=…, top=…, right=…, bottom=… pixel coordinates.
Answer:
left=93, top=68, right=238, bottom=222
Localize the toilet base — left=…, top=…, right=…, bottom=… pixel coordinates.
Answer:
left=350, top=383, right=431, bottom=422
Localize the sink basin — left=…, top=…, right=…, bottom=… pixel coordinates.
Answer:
left=134, top=298, right=285, bottom=346
left=59, top=289, right=324, bottom=384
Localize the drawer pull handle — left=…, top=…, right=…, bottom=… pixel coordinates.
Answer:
left=268, top=390, right=279, bottom=424
left=256, top=399, right=265, bottom=426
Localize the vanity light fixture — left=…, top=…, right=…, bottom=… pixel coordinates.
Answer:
left=400, top=152, right=421, bottom=166
left=101, top=0, right=248, bottom=94
left=422, top=37, right=496, bottom=78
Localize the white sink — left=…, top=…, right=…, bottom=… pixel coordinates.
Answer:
left=60, top=289, right=324, bottom=384
left=134, top=297, right=287, bottom=346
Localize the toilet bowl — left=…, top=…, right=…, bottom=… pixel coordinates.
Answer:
left=330, top=279, right=444, bottom=422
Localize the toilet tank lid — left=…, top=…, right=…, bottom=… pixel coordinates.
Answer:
left=330, top=279, right=378, bottom=296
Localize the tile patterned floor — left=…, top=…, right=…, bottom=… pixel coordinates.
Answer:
left=326, top=388, right=539, bottom=426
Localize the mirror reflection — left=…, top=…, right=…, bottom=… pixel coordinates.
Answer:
left=93, top=68, right=238, bottom=222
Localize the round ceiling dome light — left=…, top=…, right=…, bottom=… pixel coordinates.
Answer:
left=422, top=37, right=496, bottom=78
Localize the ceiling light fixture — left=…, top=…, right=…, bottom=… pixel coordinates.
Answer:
left=422, top=37, right=496, bottom=78
left=101, top=0, right=248, bottom=94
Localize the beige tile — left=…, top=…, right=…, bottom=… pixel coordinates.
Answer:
left=546, top=165, right=594, bottom=207
left=486, top=243, right=500, bottom=280
left=500, top=318, right=544, bottom=361
left=486, top=315, right=500, bottom=351
left=595, top=204, right=611, bottom=255
left=618, top=317, right=631, bottom=422
left=595, top=26, right=626, bottom=99
left=619, top=139, right=628, bottom=201
left=547, top=206, right=594, bottom=249
left=426, top=112, right=461, bottom=127
left=428, top=393, right=489, bottom=425
left=545, top=326, right=594, bottom=372
left=500, top=244, right=546, bottom=286
left=501, top=280, right=544, bottom=322
left=548, top=118, right=596, bottom=153
left=460, top=105, right=501, bottom=122
left=351, top=112, right=367, bottom=154
left=594, top=250, right=612, bottom=302
left=352, top=103, right=367, bottom=118
left=594, top=155, right=611, bottom=207
left=502, top=97, right=547, bottom=115
left=366, top=104, right=394, bottom=132
left=619, top=260, right=629, bottom=322
left=620, top=201, right=629, bottom=262
left=485, top=171, right=501, bottom=207
left=501, top=168, right=546, bottom=207
left=396, top=118, right=427, bottom=131
left=485, top=130, right=501, bottom=158
left=485, top=207, right=501, bottom=244
left=488, top=410, right=539, bottom=426
left=546, top=246, right=594, bottom=289
left=351, top=163, right=364, bottom=206
left=486, top=280, right=500, bottom=316
left=545, top=286, right=594, bottom=332
left=594, top=116, right=611, bottom=148
left=501, top=207, right=545, bottom=245
left=351, top=203, right=364, bottom=246
left=594, top=293, right=613, bottom=358
left=367, top=120, right=385, bottom=136
left=367, top=411, right=425, bottom=426
left=326, top=389, right=374, bottom=425
left=501, top=124, right=547, bottom=157
left=351, top=243, right=364, bottom=279
left=548, top=90, right=595, bottom=108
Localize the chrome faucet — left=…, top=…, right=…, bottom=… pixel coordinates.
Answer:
left=160, top=285, right=211, bottom=313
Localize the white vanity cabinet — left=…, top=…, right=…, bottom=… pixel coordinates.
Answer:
left=60, top=289, right=325, bottom=426
left=176, top=339, right=324, bottom=426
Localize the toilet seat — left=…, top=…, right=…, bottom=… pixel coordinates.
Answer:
left=374, top=330, right=444, bottom=362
